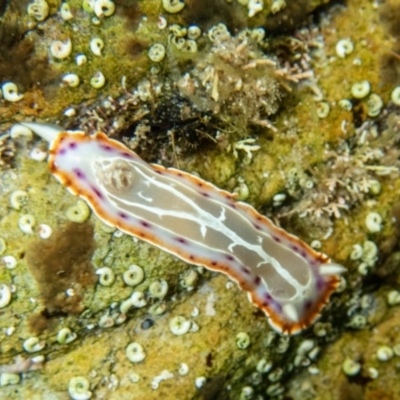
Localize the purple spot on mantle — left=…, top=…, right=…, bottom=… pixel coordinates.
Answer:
left=254, top=276, right=261, bottom=285
left=291, top=245, right=299, bottom=252
left=121, top=152, right=132, bottom=158
left=140, top=220, right=151, bottom=228
left=100, top=144, right=113, bottom=152
left=316, top=277, right=326, bottom=290
left=241, top=266, right=251, bottom=275
left=304, top=300, right=312, bottom=310
left=253, top=223, right=261, bottom=230
left=69, top=142, right=77, bottom=149
left=273, top=236, right=281, bottom=243
left=175, top=237, right=187, bottom=244
left=226, top=255, right=234, bottom=261
left=265, top=294, right=272, bottom=302
left=118, top=212, right=128, bottom=219
left=73, top=169, right=85, bottom=179
left=91, top=186, right=103, bottom=199
left=58, top=148, right=67, bottom=155
left=200, top=192, right=209, bottom=198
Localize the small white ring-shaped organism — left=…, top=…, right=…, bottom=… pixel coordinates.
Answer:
left=178, top=363, right=189, bottom=376
left=68, top=376, right=92, bottom=400
left=162, top=0, right=185, bottom=13
left=0, top=372, right=21, bottom=386
left=387, top=290, right=400, bottom=306
left=181, top=39, right=198, bottom=53
left=0, top=284, right=12, bottom=308
left=64, top=107, right=76, bottom=117
left=350, top=244, right=363, bottom=260
left=342, top=358, right=360, bottom=376
left=335, top=38, right=354, bottom=58
left=50, top=39, right=72, bottom=59
left=76, top=54, right=87, bottom=66
left=126, top=342, right=146, bottom=363
left=248, top=0, right=264, bottom=18
left=123, top=264, right=144, bottom=286
left=148, top=302, right=166, bottom=315
left=376, top=345, right=394, bottom=361
left=195, top=376, right=206, bottom=389
left=187, top=25, right=201, bottom=40
left=90, top=72, right=106, bottom=89
left=369, top=179, right=381, bottom=195
left=367, top=93, right=383, bottom=117
left=338, top=99, right=352, bottom=111
left=90, top=38, right=104, bottom=56
left=365, top=212, right=382, bottom=233
left=169, top=316, right=191, bottom=335
left=236, top=332, right=251, bottom=349
left=30, top=147, right=47, bottom=162
left=148, top=43, right=166, bottom=62
left=362, top=240, right=378, bottom=262
left=57, top=327, right=77, bottom=344
left=316, top=101, right=330, bottom=119
left=148, top=279, right=168, bottom=299
left=60, top=2, right=74, bottom=20
left=10, top=125, right=33, bottom=140
left=351, top=80, right=370, bottom=99
left=2, top=82, right=24, bottom=102
left=94, top=0, right=115, bottom=18
left=256, top=358, right=273, bottom=373
left=38, top=224, right=52, bottom=239
left=66, top=200, right=90, bottom=222
left=391, top=86, right=400, bottom=106
left=130, top=291, right=147, bottom=308
left=2, top=256, right=17, bottom=269
left=96, top=267, right=115, bottom=286
left=23, top=337, right=45, bottom=353
left=119, top=297, right=133, bottom=314
left=27, top=0, right=49, bottom=21
left=10, top=190, right=28, bottom=210
left=62, top=73, right=80, bottom=88
left=18, top=214, right=36, bottom=234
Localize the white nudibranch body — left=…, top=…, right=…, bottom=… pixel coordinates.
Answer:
left=21, top=122, right=347, bottom=335
left=2, top=82, right=24, bottom=102
left=50, top=39, right=72, bottom=59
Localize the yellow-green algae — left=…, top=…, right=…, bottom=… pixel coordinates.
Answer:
left=1, top=0, right=400, bottom=399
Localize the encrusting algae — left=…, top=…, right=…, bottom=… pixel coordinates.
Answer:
left=0, top=0, right=400, bottom=399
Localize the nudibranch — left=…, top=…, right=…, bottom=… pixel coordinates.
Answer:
left=22, top=122, right=346, bottom=335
